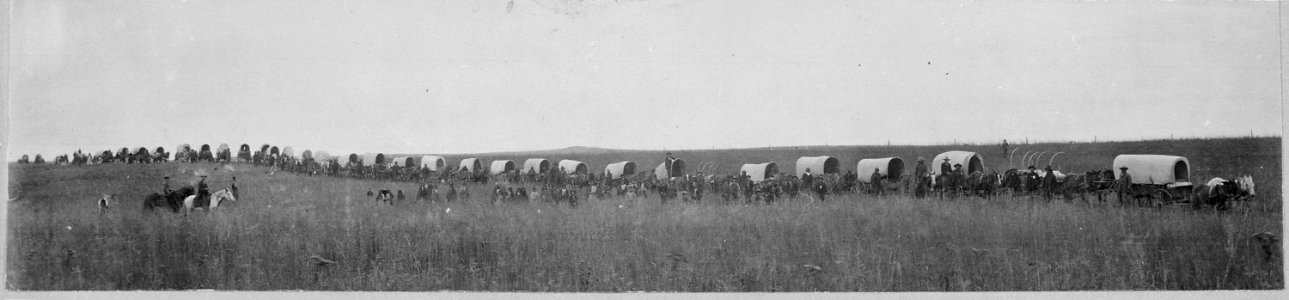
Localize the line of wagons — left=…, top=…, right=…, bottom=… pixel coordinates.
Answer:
left=20, top=145, right=1204, bottom=207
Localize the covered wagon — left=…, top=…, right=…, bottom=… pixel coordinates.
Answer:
left=1112, top=154, right=1193, bottom=205
left=361, top=153, right=386, bottom=166
left=604, top=161, right=637, bottom=180
left=199, top=144, right=214, bottom=162
left=238, top=144, right=252, bottom=162
left=217, top=143, right=232, bottom=162
left=740, top=162, right=779, bottom=183
left=418, top=155, right=447, bottom=171
left=313, top=151, right=331, bottom=161
left=281, top=146, right=295, bottom=159
left=457, top=158, right=482, bottom=172
left=154, top=146, right=169, bottom=162
left=795, top=156, right=840, bottom=178
left=856, top=157, right=906, bottom=183
left=653, top=158, right=686, bottom=179
left=523, top=158, right=551, bottom=173
left=929, top=151, right=984, bottom=175
left=490, top=160, right=517, bottom=175
left=134, top=147, right=152, bottom=163
left=559, top=160, right=589, bottom=174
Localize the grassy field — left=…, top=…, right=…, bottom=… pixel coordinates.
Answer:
left=5, top=137, right=1283, bottom=291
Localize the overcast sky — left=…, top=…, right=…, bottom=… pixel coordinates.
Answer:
left=6, top=0, right=1282, bottom=158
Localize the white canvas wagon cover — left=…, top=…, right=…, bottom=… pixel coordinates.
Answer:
left=490, top=160, right=517, bottom=175
left=217, top=143, right=230, bottom=153
left=795, top=156, right=840, bottom=178
left=558, top=160, right=589, bottom=174
left=417, top=155, right=447, bottom=171
left=930, top=151, right=984, bottom=175
left=653, top=158, right=686, bottom=179
left=1112, top=154, right=1190, bottom=185
left=458, top=158, right=482, bottom=172
left=520, top=158, right=551, bottom=172
left=857, top=157, right=906, bottom=183
left=361, top=153, right=380, bottom=165
left=282, top=147, right=295, bottom=158
left=604, top=161, right=636, bottom=179
left=740, top=162, right=779, bottom=183
left=523, top=159, right=551, bottom=173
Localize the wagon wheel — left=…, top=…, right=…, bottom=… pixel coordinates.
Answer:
left=1151, top=189, right=1172, bottom=207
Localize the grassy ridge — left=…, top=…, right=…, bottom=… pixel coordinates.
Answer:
left=6, top=137, right=1283, bottom=291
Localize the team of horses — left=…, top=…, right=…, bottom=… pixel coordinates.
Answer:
left=142, top=177, right=238, bottom=214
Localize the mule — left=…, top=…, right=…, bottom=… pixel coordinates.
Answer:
left=1191, top=175, right=1255, bottom=211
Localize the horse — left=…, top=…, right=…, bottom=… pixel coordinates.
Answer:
left=144, top=186, right=194, bottom=213
left=376, top=190, right=394, bottom=205
left=98, top=195, right=113, bottom=214
left=965, top=171, right=1000, bottom=199
left=1191, top=175, right=1255, bottom=211
left=932, top=173, right=963, bottom=200
left=183, top=188, right=236, bottom=214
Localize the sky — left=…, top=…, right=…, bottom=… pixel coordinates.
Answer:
left=6, top=0, right=1283, bottom=159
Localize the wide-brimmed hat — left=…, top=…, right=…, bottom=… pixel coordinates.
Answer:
left=917, top=157, right=924, bottom=161
left=942, top=157, right=951, bottom=161
left=1119, top=166, right=1129, bottom=170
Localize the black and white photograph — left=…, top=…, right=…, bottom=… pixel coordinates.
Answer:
left=2, top=0, right=1284, bottom=297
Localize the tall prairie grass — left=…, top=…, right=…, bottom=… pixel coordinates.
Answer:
left=6, top=155, right=1281, bottom=291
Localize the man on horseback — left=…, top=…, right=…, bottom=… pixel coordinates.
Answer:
left=191, top=174, right=211, bottom=208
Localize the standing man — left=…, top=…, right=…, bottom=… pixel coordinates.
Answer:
left=950, top=164, right=965, bottom=198
left=1042, top=165, right=1058, bottom=201
left=940, top=157, right=953, bottom=175
left=694, top=171, right=706, bottom=202
left=162, top=176, right=172, bottom=195
left=801, top=168, right=814, bottom=191
left=914, top=157, right=928, bottom=198
left=740, top=170, right=753, bottom=199
left=870, top=168, right=884, bottom=196
left=1001, top=139, right=1010, bottom=160
left=1117, top=166, right=1132, bottom=202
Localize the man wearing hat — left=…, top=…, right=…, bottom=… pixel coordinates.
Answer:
left=1025, top=165, right=1039, bottom=192
left=1117, top=166, right=1132, bottom=201
left=914, top=157, right=928, bottom=198
left=940, top=157, right=953, bottom=175
left=801, top=168, right=814, bottom=191
left=950, top=163, right=965, bottom=198
left=197, top=174, right=211, bottom=206
left=162, top=176, right=172, bottom=195
left=870, top=168, right=884, bottom=196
